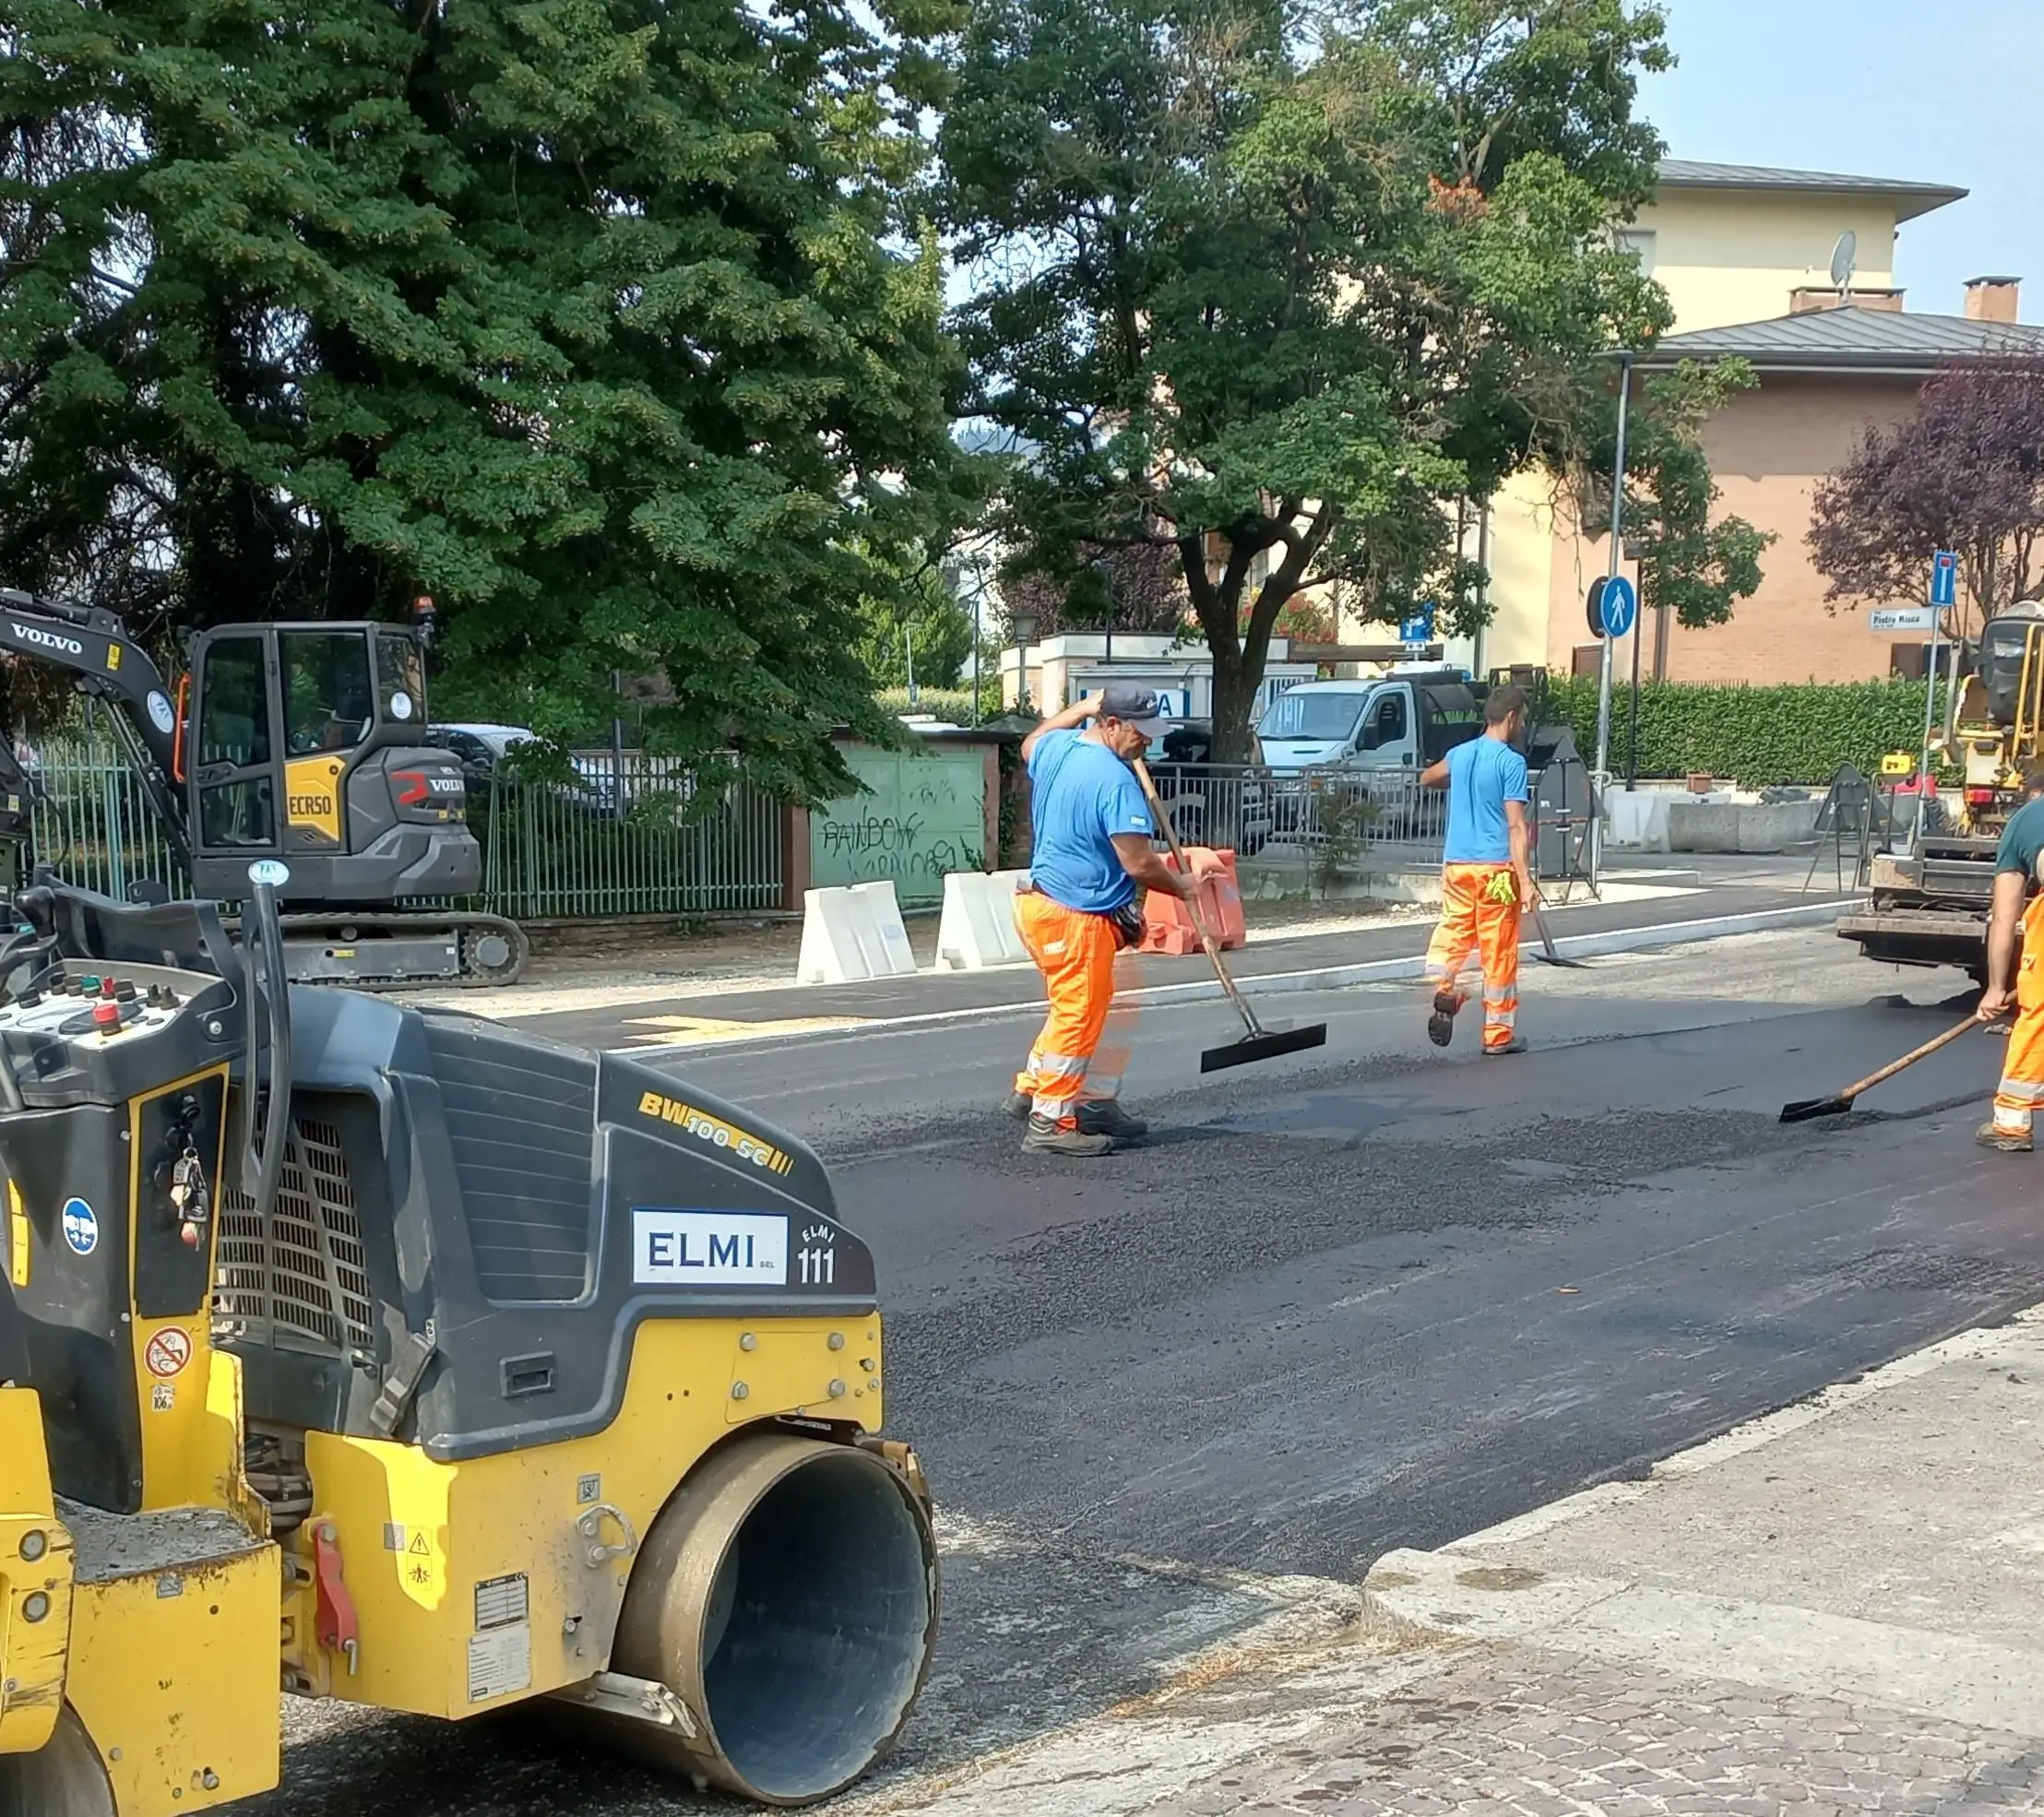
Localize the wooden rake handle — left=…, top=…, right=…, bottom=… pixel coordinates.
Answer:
left=1132, top=756, right=1263, bottom=1036
left=1839, top=1014, right=1982, bottom=1101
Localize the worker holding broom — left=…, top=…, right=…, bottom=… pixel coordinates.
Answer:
left=1973, top=770, right=2044, bottom=1151
left=1004, top=683, right=1199, bottom=1157
left=1420, top=685, right=1535, bottom=1056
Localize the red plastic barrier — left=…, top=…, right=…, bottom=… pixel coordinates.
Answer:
left=1140, top=847, right=1246, bottom=955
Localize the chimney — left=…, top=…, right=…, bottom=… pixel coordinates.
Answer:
left=1967, top=276, right=2021, bottom=323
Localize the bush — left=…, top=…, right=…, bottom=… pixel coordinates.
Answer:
left=874, top=686, right=981, bottom=724
left=1544, top=677, right=1950, bottom=789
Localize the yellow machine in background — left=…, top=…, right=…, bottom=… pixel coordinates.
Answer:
left=0, top=866, right=935, bottom=1815
left=1943, top=602, right=2044, bottom=836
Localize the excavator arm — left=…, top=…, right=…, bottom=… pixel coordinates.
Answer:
left=0, top=588, right=188, bottom=857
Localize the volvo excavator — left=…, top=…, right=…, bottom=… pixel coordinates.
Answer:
left=0, top=861, right=935, bottom=1814
left=0, top=587, right=527, bottom=987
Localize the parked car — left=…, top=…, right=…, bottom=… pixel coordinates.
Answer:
left=1145, top=720, right=1272, bottom=857
left=420, top=722, right=612, bottom=813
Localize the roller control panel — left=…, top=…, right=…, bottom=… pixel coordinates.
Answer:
left=0, top=958, right=240, bottom=1106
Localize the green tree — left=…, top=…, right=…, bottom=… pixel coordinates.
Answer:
left=855, top=552, right=979, bottom=688
left=0, top=0, right=969, bottom=799
left=938, top=0, right=1754, bottom=756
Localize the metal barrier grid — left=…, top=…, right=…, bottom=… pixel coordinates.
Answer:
left=27, top=739, right=784, bottom=920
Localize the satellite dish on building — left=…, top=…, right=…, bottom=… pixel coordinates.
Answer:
left=1830, top=231, right=1858, bottom=299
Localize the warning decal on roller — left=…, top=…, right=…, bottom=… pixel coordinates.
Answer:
left=144, top=1327, right=192, bottom=1379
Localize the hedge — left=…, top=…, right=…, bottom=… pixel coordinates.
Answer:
left=1542, top=676, right=1951, bottom=790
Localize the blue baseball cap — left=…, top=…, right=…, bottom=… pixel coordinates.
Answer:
left=1097, top=682, right=1167, bottom=735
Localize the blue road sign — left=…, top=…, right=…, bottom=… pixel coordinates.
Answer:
left=1399, top=603, right=1436, bottom=644
left=1598, top=575, right=1638, bottom=639
left=1931, top=550, right=1959, bottom=609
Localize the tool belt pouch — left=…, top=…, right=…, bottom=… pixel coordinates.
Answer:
left=1109, top=900, right=1146, bottom=950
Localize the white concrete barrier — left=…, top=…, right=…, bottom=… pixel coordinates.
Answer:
left=934, top=870, right=1032, bottom=970
left=794, top=881, right=918, bottom=985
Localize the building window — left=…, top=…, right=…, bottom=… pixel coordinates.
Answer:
left=1615, top=229, right=1657, bottom=275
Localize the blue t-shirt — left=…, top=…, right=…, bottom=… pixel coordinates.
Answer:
left=1027, top=729, right=1155, bottom=912
left=1443, top=735, right=1528, bottom=864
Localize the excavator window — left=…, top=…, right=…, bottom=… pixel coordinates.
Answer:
left=375, top=629, right=426, bottom=730
left=195, top=635, right=277, bottom=849
left=280, top=630, right=375, bottom=756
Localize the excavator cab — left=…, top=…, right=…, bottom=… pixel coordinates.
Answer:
left=183, top=623, right=476, bottom=903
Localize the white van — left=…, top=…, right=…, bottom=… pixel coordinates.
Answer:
left=1256, top=672, right=1484, bottom=777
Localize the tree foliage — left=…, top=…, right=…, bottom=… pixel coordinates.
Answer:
left=0, top=0, right=971, bottom=799
left=855, top=550, right=979, bottom=688
left=1578, top=356, right=1771, bottom=631
left=1809, top=357, right=2044, bottom=639
left=1002, top=539, right=1188, bottom=640
left=937, top=0, right=1719, bottom=755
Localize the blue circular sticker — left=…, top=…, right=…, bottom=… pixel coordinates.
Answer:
left=61, top=1197, right=98, bottom=1257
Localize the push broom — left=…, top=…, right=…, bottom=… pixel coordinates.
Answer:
left=1132, top=757, right=1328, bottom=1074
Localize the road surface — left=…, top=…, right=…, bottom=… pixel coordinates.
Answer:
left=255, top=923, right=2038, bottom=1815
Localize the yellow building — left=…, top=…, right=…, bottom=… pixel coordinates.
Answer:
left=1386, top=160, right=1978, bottom=690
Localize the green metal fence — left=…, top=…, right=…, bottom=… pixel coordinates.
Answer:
left=28, top=739, right=191, bottom=901
left=473, top=764, right=785, bottom=919
left=26, top=739, right=785, bottom=920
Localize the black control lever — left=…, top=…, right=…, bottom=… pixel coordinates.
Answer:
left=239, top=861, right=293, bottom=1217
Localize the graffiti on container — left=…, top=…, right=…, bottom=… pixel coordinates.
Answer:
left=812, top=750, right=988, bottom=900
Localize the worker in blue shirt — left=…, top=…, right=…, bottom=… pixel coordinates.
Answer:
left=1004, top=683, right=1198, bottom=1155
left=1420, top=685, right=1535, bottom=1055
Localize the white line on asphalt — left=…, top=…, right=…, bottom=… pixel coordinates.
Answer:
left=617, top=899, right=1863, bottom=1058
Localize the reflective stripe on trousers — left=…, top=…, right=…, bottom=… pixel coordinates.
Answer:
left=1425, top=862, right=1522, bottom=1051
left=1012, top=891, right=1123, bottom=1119
left=1993, top=895, right=2044, bottom=1133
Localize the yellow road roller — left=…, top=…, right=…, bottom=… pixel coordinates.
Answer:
left=0, top=862, right=936, bottom=1813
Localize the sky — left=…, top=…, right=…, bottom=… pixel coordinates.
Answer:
left=1641, top=0, right=2044, bottom=319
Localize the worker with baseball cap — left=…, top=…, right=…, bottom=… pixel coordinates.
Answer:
left=1005, top=682, right=1198, bottom=1156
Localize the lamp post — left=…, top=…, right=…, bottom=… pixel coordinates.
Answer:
left=1010, top=605, right=1039, bottom=713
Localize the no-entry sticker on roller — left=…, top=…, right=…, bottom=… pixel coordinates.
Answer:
left=145, top=1327, right=192, bottom=1378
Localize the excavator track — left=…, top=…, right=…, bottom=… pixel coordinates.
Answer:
left=247, top=909, right=532, bottom=990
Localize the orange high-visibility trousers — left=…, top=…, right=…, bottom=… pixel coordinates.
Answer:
left=1425, top=862, right=1521, bottom=1051
left=1992, top=894, right=2044, bottom=1137
left=1012, top=890, right=1126, bottom=1119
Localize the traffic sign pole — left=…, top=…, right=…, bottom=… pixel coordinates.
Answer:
left=1915, top=608, right=1940, bottom=846
left=1591, top=353, right=1634, bottom=887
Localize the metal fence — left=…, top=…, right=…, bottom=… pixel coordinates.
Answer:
left=474, top=760, right=784, bottom=920
left=28, top=739, right=191, bottom=900
left=25, top=738, right=785, bottom=921
left=1144, top=762, right=1450, bottom=866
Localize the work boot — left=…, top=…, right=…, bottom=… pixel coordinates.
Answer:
left=1427, top=989, right=1460, bottom=1049
left=1976, top=1121, right=2034, bottom=1153
left=1482, top=1036, right=1528, bottom=1058
left=1022, top=1112, right=1114, bottom=1157
left=1076, top=1099, right=1148, bottom=1140
left=1004, top=1090, right=1031, bottom=1122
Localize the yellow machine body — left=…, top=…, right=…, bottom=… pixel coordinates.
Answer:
left=0, top=1388, right=72, bottom=1759
left=0, top=886, right=932, bottom=1816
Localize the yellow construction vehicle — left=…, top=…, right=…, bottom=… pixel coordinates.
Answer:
left=1841, top=606, right=2044, bottom=981
left=0, top=863, right=935, bottom=1814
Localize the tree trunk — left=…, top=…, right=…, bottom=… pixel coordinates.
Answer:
left=1208, top=645, right=1259, bottom=766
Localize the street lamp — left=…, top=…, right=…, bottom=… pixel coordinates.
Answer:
left=1010, top=605, right=1039, bottom=712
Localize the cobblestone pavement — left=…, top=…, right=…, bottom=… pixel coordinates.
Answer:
left=1160, top=1648, right=2044, bottom=1816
